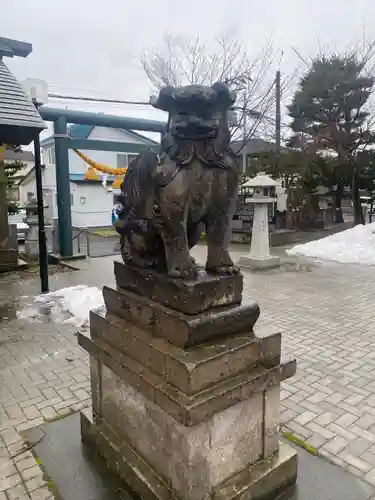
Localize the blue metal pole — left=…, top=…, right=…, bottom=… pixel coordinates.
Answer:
left=54, top=116, right=73, bottom=257
left=40, top=107, right=166, bottom=133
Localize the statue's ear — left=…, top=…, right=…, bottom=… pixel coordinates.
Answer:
left=150, top=86, right=176, bottom=111
left=212, top=82, right=236, bottom=108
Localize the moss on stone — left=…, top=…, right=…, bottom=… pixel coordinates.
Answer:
left=282, top=430, right=319, bottom=456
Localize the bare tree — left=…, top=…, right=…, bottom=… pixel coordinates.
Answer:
left=141, top=32, right=292, bottom=151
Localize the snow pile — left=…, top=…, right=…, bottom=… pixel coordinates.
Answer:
left=286, top=223, right=375, bottom=265
left=18, top=285, right=104, bottom=328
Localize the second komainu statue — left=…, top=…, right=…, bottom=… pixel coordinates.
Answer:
left=113, top=82, right=240, bottom=279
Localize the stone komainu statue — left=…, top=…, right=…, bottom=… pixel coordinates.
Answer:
left=114, top=82, right=240, bottom=279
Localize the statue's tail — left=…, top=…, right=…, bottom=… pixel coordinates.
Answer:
left=114, top=150, right=158, bottom=234
left=120, top=150, right=158, bottom=207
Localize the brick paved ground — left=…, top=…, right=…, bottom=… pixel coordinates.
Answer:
left=0, top=268, right=97, bottom=499
left=2, top=247, right=375, bottom=497
left=238, top=252, right=375, bottom=485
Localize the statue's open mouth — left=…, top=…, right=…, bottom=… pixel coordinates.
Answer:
left=172, top=123, right=218, bottom=140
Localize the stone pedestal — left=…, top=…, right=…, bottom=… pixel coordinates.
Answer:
left=238, top=254, right=281, bottom=271
left=0, top=249, right=18, bottom=272
left=0, top=150, right=18, bottom=272
left=0, top=224, right=19, bottom=272
left=8, top=223, right=18, bottom=251
left=24, top=224, right=39, bottom=261
left=80, top=262, right=297, bottom=500
left=24, top=199, right=40, bottom=261
left=238, top=203, right=280, bottom=271
left=52, top=218, right=60, bottom=255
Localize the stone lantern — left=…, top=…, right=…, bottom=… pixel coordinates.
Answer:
left=238, top=172, right=280, bottom=270
left=24, top=199, right=45, bottom=261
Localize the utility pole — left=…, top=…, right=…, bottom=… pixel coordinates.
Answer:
left=275, top=70, right=281, bottom=173
left=242, top=83, right=248, bottom=175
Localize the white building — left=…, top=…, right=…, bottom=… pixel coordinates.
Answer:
left=19, top=124, right=158, bottom=228
left=4, top=149, right=35, bottom=202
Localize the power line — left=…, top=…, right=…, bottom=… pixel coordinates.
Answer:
left=48, top=93, right=151, bottom=106
left=49, top=83, right=142, bottom=97
left=49, top=83, right=107, bottom=93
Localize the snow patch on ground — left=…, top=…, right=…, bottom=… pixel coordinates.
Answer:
left=287, top=223, right=375, bottom=265
left=17, top=285, right=104, bottom=328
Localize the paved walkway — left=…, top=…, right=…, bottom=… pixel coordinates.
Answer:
left=1, top=246, right=375, bottom=498
left=243, top=255, right=375, bottom=482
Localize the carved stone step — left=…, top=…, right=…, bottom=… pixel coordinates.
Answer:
left=114, top=261, right=243, bottom=315
left=103, top=285, right=260, bottom=348
left=280, top=355, right=297, bottom=381
left=81, top=411, right=297, bottom=500
left=90, top=309, right=270, bottom=395
left=78, top=331, right=281, bottom=426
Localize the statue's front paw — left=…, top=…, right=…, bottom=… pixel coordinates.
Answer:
left=206, top=263, right=240, bottom=275
left=169, top=260, right=198, bottom=279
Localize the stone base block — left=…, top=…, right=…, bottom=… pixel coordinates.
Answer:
left=214, top=443, right=297, bottom=500
left=8, top=224, right=18, bottom=250
left=81, top=267, right=297, bottom=500
left=24, top=238, right=39, bottom=261
left=102, top=285, right=260, bottom=348
left=78, top=332, right=281, bottom=426
left=0, top=248, right=19, bottom=272
left=238, top=255, right=281, bottom=271
left=79, top=343, right=286, bottom=498
left=114, top=261, right=243, bottom=315
left=81, top=410, right=297, bottom=500
left=88, top=308, right=271, bottom=395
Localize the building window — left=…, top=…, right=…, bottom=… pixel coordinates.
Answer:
left=27, top=191, right=34, bottom=201
left=117, top=153, right=139, bottom=169
left=117, top=154, right=127, bottom=169
left=44, top=146, right=55, bottom=165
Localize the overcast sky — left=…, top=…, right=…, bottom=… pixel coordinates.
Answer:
left=1, top=0, right=375, bottom=120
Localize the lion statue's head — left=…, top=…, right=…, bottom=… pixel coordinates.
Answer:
left=150, top=82, right=236, bottom=141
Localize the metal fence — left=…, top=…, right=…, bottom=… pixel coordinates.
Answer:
left=72, top=227, right=121, bottom=258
